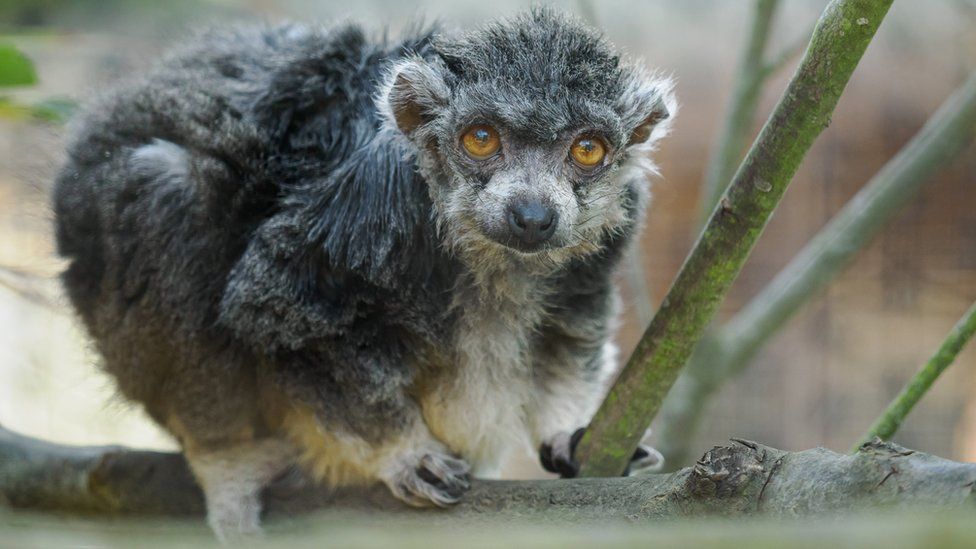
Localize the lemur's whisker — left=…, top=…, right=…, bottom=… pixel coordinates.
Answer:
left=581, top=190, right=625, bottom=207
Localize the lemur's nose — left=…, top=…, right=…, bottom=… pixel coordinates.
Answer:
left=507, top=200, right=558, bottom=247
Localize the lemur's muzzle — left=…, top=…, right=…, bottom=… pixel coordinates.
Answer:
left=505, top=199, right=558, bottom=252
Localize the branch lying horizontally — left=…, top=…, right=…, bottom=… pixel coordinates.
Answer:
left=2, top=426, right=975, bottom=520
left=657, top=70, right=976, bottom=469
left=575, top=0, right=894, bottom=477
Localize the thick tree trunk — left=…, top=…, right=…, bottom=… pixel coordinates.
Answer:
left=1, top=426, right=973, bottom=521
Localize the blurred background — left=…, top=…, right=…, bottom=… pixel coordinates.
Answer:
left=0, top=0, right=974, bottom=476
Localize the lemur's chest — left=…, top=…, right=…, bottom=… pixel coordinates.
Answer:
left=418, top=280, right=550, bottom=477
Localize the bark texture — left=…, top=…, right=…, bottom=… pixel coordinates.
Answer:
left=2, top=426, right=974, bottom=521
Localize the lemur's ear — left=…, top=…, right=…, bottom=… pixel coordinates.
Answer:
left=617, top=71, right=676, bottom=148
left=380, top=57, right=451, bottom=139
left=627, top=99, right=670, bottom=146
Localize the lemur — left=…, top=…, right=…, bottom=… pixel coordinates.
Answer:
left=53, top=8, right=675, bottom=540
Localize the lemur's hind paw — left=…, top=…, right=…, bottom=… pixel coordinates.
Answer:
left=386, top=452, right=471, bottom=507
left=540, top=427, right=664, bottom=478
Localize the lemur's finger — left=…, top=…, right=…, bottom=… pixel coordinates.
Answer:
left=624, top=444, right=665, bottom=475
left=389, top=452, right=472, bottom=508
left=539, top=443, right=556, bottom=473
left=418, top=453, right=471, bottom=495
left=553, top=455, right=578, bottom=478
left=542, top=427, right=663, bottom=477
left=539, top=428, right=585, bottom=478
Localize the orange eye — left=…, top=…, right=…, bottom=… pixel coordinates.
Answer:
left=461, top=125, right=501, bottom=160
left=570, top=136, right=607, bottom=168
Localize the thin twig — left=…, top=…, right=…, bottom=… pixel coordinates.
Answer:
left=624, top=249, right=655, bottom=327
left=697, top=0, right=780, bottom=225
left=855, top=300, right=976, bottom=451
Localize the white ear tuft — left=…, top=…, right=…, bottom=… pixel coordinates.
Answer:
left=377, top=56, right=450, bottom=139
left=616, top=68, right=677, bottom=149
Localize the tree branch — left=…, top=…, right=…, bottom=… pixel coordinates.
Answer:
left=2, top=426, right=975, bottom=521
left=657, top=70, right=976, bottom=469
left=576, top=0, right=894, bottom=477
left=698, top=0, right=780, bottom=223
left=856, top=300, right=976, bottom=450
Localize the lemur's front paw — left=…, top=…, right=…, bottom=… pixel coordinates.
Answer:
left=385, top=451, right=471, bottom=507
left=540, top=427, right=664, bottom=478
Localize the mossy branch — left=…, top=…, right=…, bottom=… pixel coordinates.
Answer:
left=575, top=0, right=894, bottom=477
left=657, top=70, right=976, bottom=468
left=855, top=301, right=976, bottom=450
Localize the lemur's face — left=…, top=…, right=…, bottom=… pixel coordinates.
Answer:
left=437, top=120, right=616, bottom=254
left=381, top=10, right=674, bottom=268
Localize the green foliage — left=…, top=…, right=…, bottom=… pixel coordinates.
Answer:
left=30, top=97, right=76, bottom=121
left=0, top=97, right=74, bottom=122
left=0, top=43, right=37, bottom=87
left=0, top=43, right=75, bottom=122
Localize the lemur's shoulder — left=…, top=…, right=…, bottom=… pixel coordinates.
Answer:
left=57, top=21, right=459, bottom=352
left=212, top=23, right=462, bottom=350
left=237, top=22, right=455, bottom=289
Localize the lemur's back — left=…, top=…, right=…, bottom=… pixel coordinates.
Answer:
left=52, top=23, right=441, bottom=412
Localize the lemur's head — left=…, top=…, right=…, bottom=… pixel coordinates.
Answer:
left=380, top=9, right=675, bottom=271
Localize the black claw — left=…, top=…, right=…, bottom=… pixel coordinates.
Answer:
left=569, top=427, right=586, bottom=452
left=537, top=427, right=587, bottom=478
left=539, top=443, right=557, bottom=474
left=553, top=454, right=579, bottom=478
left=542, top=427, right=654, bottom=478
left=622, top=446, right=650, bottom=476
left=440, top=482, right=465, bottom=499
left=416, top=464, right=468, bottom=498
left=416, top=464, right=446, bottom=489
left=555, top=427, right=585, bottom=478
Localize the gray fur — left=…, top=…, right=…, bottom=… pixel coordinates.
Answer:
left=52, top=9, right=675, bottom=539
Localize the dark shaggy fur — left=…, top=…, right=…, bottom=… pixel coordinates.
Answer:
left=53, top=9, right=674, bottom=539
